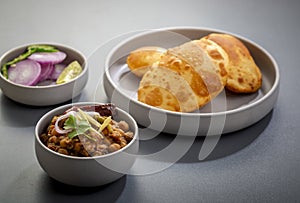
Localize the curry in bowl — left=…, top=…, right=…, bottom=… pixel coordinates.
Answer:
left=39, top=103, right=134, bottom=157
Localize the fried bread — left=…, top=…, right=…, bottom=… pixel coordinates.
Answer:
left=126, top=46, right=166, bottom=77
left=138, top=66, right=198, bottom=112
left=203, top=33, right=262, bottom=93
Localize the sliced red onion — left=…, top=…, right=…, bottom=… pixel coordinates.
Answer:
left=39, top=63, right=54, bottom=81
left=54, top=110, right=101, bottom=135
left=49, top=63, right=66, bottom=80
left=28, top=51, right=67, bottom=64
left=8, top=59, right=41, bottom=86
left=54, top=111, right=76, bottom=134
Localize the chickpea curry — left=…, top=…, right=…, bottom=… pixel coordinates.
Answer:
left=39, top=104, right=134, bottom=157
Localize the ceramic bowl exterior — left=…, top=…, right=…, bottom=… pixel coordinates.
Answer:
left=0, top=43, right=88, bottom=106
left=35, top=102, right=139, bottom=187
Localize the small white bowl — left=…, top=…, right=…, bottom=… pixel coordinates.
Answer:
left=0, top=43, right=88, bottom=106
left=35, top=102, right=139, bottom=187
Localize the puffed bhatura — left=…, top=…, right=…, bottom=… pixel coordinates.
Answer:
left=127, top=33, right=262, bottom=112
left=155, top=41, right=224, bottom=111
left=203, top=33, right=262, bottom=93
left=197, top=38, right=229, bottom=86
left=138, top=66, right=198, bottom=112
left=126, top=46, right=166, bottom=77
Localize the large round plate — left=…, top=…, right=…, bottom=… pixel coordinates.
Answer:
left=103, top=27, right=279, bottom=136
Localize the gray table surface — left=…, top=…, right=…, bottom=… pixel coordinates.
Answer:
left=1, top=0, right=300, bottom=202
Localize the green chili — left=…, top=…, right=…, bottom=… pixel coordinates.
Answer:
left=1, top=45, right=58, bottom=78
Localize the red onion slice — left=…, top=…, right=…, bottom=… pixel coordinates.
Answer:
left=54, top=110, right=101, bottom=135
left=28, top=51, right=67, bottom=64
left=54, top=111, right=76, bottom=134
left=39, top=63, right=54, bottom=81
left=49, top=63, right=66, bottom=80
left=8, top=59, right=41, bottom=86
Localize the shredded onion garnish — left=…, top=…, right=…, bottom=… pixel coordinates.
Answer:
left=54, top=110, right=101, bottom=135
left=54, top=111, right=76, bottom=134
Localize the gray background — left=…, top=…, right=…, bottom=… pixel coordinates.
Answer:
left=1, top=0, right=299, bottom=202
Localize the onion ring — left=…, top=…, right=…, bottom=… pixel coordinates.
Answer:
left=54, top=110, right=101, bottom=135
left=54, top=111, right=76, bottom=134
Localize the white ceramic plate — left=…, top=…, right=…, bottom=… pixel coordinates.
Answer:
left=103, top=27, right=280, bottom=136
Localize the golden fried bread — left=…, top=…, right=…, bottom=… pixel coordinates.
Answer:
left=128, top=32, right=262, bottom=112
left=126, top=46, right=166, bottom=77
left=158, top=40, right=224, bottom=109
left=196, top=38, right=229, bottom=86
left=138, top=66, right=198, bottom=112
left=203, top=33, right=262, bottom=93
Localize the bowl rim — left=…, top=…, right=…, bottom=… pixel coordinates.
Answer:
left=35, top=102, right=139, bottom=160
left=0, top=42, right=88, bottom=89
left=104, top=26, right=280, bottom=118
